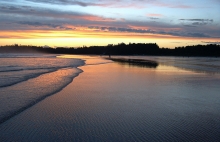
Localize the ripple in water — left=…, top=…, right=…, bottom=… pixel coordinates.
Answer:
left=0, top=54, right=84, bottom=124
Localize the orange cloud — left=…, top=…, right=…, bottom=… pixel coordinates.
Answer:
left=1, top=28, right=217, bottom=41
left=1, top=29, right=219, bottom=48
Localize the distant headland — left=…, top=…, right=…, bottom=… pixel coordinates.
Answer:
left=0, top=43, right=220, bottom=57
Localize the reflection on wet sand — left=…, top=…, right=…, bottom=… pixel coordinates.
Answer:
left=107, top=58, right=159, bottom=68
left=106, top=56, right=220, bottom=74
left=0, top=55, right=220, bottom=141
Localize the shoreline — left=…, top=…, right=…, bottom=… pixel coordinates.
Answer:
left=0, top=55, right=85, bottom=125
left=0, top=56, right=220, bottom=141
left=0, top=67, right=84, bottom=125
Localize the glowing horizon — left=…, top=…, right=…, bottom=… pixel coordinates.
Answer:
left=0, top=0, right=220, bottom=48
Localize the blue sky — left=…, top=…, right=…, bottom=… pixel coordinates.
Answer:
left=0, top=0, right=220, bottom=47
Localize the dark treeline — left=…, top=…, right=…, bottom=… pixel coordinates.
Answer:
left=0, top=44, right=42, bottom=53
left=0, top=43, right=220, bottom=57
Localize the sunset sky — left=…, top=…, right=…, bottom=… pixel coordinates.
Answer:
left=0, top=0, right=220, bottom=48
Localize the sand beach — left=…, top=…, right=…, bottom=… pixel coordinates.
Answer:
left=0, top=55, right=220, bottom=141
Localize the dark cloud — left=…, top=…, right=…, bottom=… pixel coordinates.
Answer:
left=192, top=22, right=208, bottom=26
left=179, top=19, right=214, bottom=27
left=18, top=21, right=75, bottom=30
left=0, top=6, right=21, bottom=11
left=88, top=26, right=211, bottom=38
left=179, top=19, right=213, bottom=22
left=0, top=5, right=115, bottom=23
left=0, top=2, right=219, bottom=39
left=18, top=0, right=194, bottom=9
left=187, top=32, right=210, bottom=37
left=201, top=41, right=220, bottom=44
left=0, top=6, right=7, bottom=10
left=25, top=0, right=104, bottom=7
left=183, top=25, right=197, bottom=27
left=149, top=17, right=159, bottom=20
left=89, top=26, right=156, bottom=34
left=0, top=5, right=36, bottom=13
left=24, top=0, right=142, bottom=8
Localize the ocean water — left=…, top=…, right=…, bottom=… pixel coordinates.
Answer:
left=0, top=54, right=220, bottom=141
left=109, top=55, right=220, bottom=74
left=0, top=53, right=84, bottom=123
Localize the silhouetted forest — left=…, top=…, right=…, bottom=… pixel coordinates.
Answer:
left=0, top=43, right=220, bottom=57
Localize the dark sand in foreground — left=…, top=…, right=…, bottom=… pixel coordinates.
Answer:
left=0, top=58, right=220, bottom=141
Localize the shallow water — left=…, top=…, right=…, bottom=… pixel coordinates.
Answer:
left=0, top=55, right=220, bottom=141
left=0, top=53, right=84, bottom=123
left=108, top=55, right=220, bottom=74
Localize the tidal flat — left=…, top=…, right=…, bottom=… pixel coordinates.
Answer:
left=0, top=55, right=220, bottom=141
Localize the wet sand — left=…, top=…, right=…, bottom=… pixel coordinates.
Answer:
left=0, top=57, right=220, bottom=141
